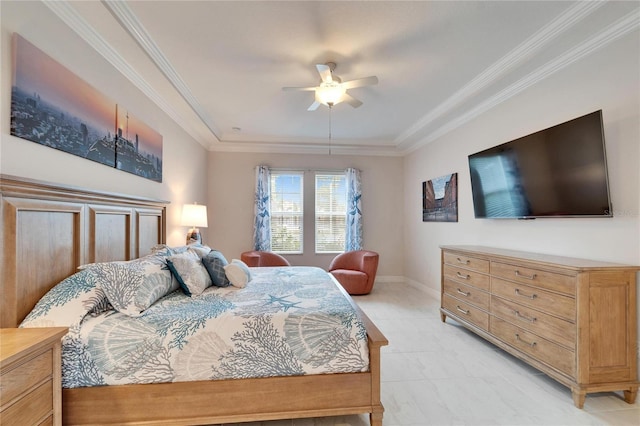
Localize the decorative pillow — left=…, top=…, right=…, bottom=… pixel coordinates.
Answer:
left=232, top=259, right=252, bottom=279
left=166, top=250, right=212, bottom=296
left=90, top=253, right=176, bottom=317
left=224, top=259, right=252, bottom=288
left=188, top=245, right=211, bottom=259
left=202, top=250, right=232, bottom=287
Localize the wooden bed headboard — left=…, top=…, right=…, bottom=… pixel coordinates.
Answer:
left=0, top=174, right=168, bottom=328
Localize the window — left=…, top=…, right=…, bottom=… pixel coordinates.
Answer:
left=268, top=170, right=349, bottom=254
left=270, top=172, right=303, bottom=253
left=315, top=173, right=346, bottom=253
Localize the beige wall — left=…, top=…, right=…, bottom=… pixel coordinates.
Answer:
left=402, top=30, right=640, bottom=370
left=405, top=35, right=640, bottom=369
left=1, top=1, right=209, bottom=247
left=403, top=32, right=639, bottom=292
left=208, top=151, right=404, bottom=277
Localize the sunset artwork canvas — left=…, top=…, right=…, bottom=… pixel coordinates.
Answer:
left=115, top=106, right=163, bottom=182
left=10, top=34, right=162, bottom=182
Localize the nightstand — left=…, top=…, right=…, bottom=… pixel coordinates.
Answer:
left=1, top=327, right=68, bottom=426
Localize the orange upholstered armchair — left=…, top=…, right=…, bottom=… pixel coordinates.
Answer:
left=240, top=250, right=291, bottom=267
left=328, top=250, right=379, bottom=295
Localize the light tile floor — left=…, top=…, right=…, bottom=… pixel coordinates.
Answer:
left=222, top=281, right=639, bottom=426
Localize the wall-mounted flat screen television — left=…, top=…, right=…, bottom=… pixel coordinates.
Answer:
left=468, top=110, right=612, bottom=219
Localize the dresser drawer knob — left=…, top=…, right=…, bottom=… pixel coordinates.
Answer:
left=456, top=272, right=470, bottom=280
left=515, top=288, right=537, bottom=299
left=514, top=310, right=537, bottom=323
left=515, top=333, right=537, bottom=348
left=515, top=270, right=537, bottom=280
left=456, top=306, right=470, bottom=315
left=456, top=257, right=470, bottom=265
left=457, top=288, right=470, bottom=297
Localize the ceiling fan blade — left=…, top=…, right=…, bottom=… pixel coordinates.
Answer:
left=316, top=64, right=333, bottom=83
left=341, top=93, right=363, bottom=108
left=282, top=86, right=317, bottom=91
left=341, top=76, right=378, bottom=89
left=307, top=101, right=321, bottom=111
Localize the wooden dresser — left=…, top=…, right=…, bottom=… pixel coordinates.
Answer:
left=440, top=245, right=639, bottom=408
left=1, top=327, right=68, bottom=425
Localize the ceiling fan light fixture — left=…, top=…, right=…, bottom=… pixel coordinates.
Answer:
left=316, top=82, right=346, bottom=106
left=283, top=62, right=377, bottom=110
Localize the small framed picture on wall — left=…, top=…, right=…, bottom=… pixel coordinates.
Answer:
left=423, top=173, right=458, bottom=222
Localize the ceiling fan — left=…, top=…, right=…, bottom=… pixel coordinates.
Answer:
left=283, top=62, right=378, bottom=111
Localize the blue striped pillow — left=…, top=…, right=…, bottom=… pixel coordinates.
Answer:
left=202, top=250, right=231, bottom=287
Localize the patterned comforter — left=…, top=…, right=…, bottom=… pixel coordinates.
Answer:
left=21, top=266, right=370, bottom=388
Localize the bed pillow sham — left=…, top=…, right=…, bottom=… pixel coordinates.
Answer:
left=20, top=268, right=108, bottom=328
left=91, top=253, right=177, bottom=317
left=187, top=244, right=212, bottom=259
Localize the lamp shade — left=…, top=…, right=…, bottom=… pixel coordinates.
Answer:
left=181, top=203, right=208, bottom=228
left=316, top=82, right=345, bottom=106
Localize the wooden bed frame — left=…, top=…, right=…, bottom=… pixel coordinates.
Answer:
left=0, top=174, right=388, bottom=425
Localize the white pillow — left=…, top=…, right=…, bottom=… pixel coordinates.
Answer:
left=224, top=259, right=252, bottom=288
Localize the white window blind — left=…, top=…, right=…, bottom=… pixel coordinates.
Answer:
left=270, top=172, right=303, bottom=253
left=315, top=173, right=346, bottom=253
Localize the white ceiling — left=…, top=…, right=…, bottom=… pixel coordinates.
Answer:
left=46, top=1, right=639, bottom=156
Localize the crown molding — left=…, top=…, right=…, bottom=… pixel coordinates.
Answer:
left=42, top=0, right=214, bottom=150
left=209, top=140, right=403, bottom=157
left=393, top=1, right=604, bottom=148
left=102, top=0, right=222, bottom=142
left=399, top=7, right=640, bottom=154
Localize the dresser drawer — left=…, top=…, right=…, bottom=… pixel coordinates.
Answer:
left=490, top=317, right=574, bottom=377
left=1, top=348, right=52, bottom=405
left=1, top=379, right=52, bottom=425
left=443, top=278, right=489, bottom=310
left=491, top=261, right=575, bottom=296
left=490, top=295, right=575, bottom=349
left=442, top=293, right=489, bottom=331
left=443, top=264, right=490, bottom=291
left=491, top=277, right=575, bottom=321
left=39, top=415, right=53, bottom=426
left=443, top=251, right=489, bottom=273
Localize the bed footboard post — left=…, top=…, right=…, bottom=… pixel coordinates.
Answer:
left=368, top=337, right=386, bottom=425
left=364, top=310, right=388, bottom=426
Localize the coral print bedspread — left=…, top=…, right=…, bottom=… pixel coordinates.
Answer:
left=21, top=265, right=369, bottom=388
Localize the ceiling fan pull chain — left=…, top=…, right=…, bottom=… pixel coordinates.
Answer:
left=328, top=105, right=332, bottom=155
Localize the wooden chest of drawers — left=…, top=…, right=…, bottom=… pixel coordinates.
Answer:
left=440, top=245, right=639, bottom=408
left=1, top=327, right=68, bottom=426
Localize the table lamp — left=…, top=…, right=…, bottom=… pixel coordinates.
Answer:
left=181, top=203, right=208, bottom=244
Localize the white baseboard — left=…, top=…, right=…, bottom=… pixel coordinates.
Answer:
left=374, top=275, right=405, bottom=283
left=375, top=276, right=440, bottom=299
left=405, top=277, right=440, bottom=299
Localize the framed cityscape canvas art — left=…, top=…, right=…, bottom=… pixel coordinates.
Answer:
left=423, top=173, right=458, bottom=222
left=115, top=106, right=163, bottom=182
left=10, top=34, right=162, bottom=182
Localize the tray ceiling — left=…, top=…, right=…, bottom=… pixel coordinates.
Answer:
left=45, top=1, right=640, bottom=155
